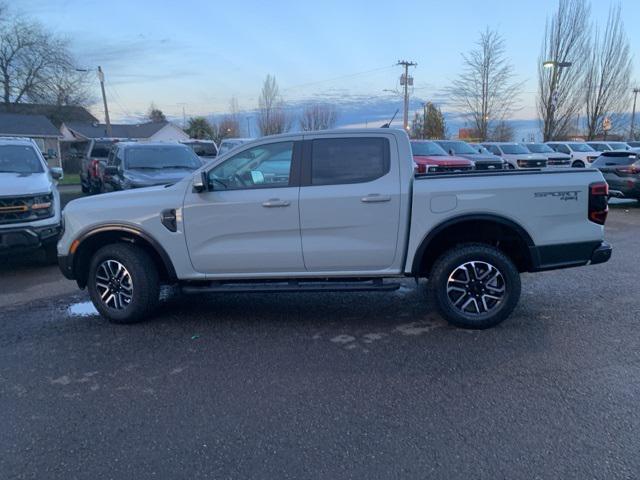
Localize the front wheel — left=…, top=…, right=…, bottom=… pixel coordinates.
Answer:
left=428, top=243, right=521, bottom=329
left=572, top=160, right=585, bottom=168
left=87, top=243, right=159, bottom=323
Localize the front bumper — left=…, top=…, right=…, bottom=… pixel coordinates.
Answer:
left=58, top=254, right=74, bottom=280
left=0, top=223, right=60, bottom=254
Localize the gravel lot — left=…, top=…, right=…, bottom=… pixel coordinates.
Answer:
left=1, top=203, right=639, bottom=479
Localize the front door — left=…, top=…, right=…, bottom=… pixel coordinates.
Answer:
left=183, top=140, right=304, bottom=275
left=298, top=135, right=401, bottom=272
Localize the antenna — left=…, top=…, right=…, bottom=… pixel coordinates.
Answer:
left=381, top=109, right=399, bottom=128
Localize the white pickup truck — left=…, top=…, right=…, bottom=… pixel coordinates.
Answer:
left=58, top=129, right=611, bottom=329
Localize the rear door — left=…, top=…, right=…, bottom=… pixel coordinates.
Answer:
left=298, top=134, right=401, bottom=272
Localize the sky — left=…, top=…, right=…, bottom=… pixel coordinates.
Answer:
left=16, top=0, right=640, bottom=137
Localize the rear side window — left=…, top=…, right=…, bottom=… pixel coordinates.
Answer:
left=592, top=152, right=638, bottom=167
left=310, top=137, right=390, bottom=185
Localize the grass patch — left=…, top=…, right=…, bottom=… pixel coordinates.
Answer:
left=59, top=173, right=80, bottom=185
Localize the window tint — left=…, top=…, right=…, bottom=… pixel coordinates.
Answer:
left=310, top=137, right=389, bottom=185
left=411, top=141, right=448, bottom=156
left=554, top=144, right=571, bottom=154
left=91, top=141, right=114, bottom=158
left=126, top=146, right=201, bottom=170
left=592, top=152, right=638, bottom=167
left=209, top=141, right=293, bottom=190
left=484, top=145, right=500, bottom=155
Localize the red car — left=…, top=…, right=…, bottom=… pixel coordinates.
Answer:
left=410, top=140, right=474, bottom=173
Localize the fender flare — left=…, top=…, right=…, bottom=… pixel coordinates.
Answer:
left=410, top=213, right=535, bottom=274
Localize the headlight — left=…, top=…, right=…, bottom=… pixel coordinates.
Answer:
left=517, top=160, right=528, bottom=167
left=31, top=193, right=54, bottom=218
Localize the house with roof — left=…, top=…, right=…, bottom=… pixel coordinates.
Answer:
left=0, top=103, right=98, bottom=128
left=0, top=113, right=62, bottom=166
left=61, top=121, right=189, bottom=142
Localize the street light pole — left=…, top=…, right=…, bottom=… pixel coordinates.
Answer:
left=630, top=88, right=640, bottom=140
left=543, top=60, right=572, bottom=141
left=97, top=66, right=112, bottom=137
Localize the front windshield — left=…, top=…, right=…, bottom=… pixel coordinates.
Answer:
left=125, top=146, right=202, bottom=170
left=90, top=141, right=115, bottom=158
left=500, top=144, right=529, bottom=154
left=525, top=144, right=554, bottom=154
left=411, top=141, right=448, bottom=156
left=570, top=143, right=595, bottom=152
left=187, top=143, right=217, bottom=157
left=0, top=145, right=44, bottom=174
left=608, top=142, right=629, bottom=150
left=436, top=141, right=477, bottom=155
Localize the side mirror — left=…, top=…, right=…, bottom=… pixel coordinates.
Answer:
left=104, top=165, right=119, bottom=176
left=50, top=167, right=63, bottom=180
left=448, top=149, right=454, bottom=156
left=193, top=171, right=209, bottom=193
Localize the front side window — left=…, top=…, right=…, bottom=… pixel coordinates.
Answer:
left=0, top=145, right=44, bottom=174
left=310, top=137, right=389, bottom=186
left=209, top=141, right=293, bottom=190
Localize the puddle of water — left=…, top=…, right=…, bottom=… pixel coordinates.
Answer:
left=67, top=301, right=98, bottom=317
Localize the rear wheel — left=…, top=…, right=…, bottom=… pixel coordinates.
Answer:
left=428, top=243, right=521, bottom=329
left=87, top=243, right=159, bottom=323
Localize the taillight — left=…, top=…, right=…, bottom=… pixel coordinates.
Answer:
left=617, top=163, right=640, bottom=174
left=91, top=159, right=100, bottom=177
left=588, top=182, right=608, bottom=225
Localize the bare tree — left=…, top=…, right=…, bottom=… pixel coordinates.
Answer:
left=257, top=75, right=290, bottom=136
left=583, top=3, right=632, bottom=140
left=300, top=103, right=337, bottom=131
left=0, top=10, right=79, bottom=105
left=447, top=28, right=522, bottom=141
left=537, top=0, right=591, bottom=140
left=33, top=65, right=93, bottom=106
left=488, top=121, right=515, bottom=141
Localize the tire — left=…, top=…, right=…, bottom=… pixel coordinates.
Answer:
left=87, top=243, right=159, bottom=324
left=428, top=243, right=521, bottom=329
left=43, top=243, right=58, bottom=265
left=507, top=163, right=516, bottom=170
left=81, top=183, right=90, bottom=194
left=89, top=180, right=102, bottom=195
left=572, top=160, right=585, bottom=168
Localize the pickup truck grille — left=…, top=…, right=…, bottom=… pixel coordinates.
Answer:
left=428, top=165, right=474, bottom=173
left=0, top=194, right=54, bottom=225
left=475, top=162, right=504, bottom=170
left=547, top=157, right=571, bottom=166
left=517, top=159, right=547, bottom=168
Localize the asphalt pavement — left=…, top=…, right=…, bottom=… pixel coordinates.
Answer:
left=1, top=204, right=639, bottom=479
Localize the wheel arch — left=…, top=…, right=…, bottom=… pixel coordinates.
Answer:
left=70, top=224, right=177, bottom=288
left=411, top=214, right=535, bottom=276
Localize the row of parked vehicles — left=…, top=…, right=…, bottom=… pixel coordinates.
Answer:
left=79, top=137, right=253, bottom=195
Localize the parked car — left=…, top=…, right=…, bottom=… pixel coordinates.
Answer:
left=434, top=140, right=504, bottom=170
left=182, top=140, right=218, bottom=161
left=410, top=140, right=474, bottom=173
left=545, top=141, right=601, bottom=168
left=218, top=138, right=253, bottom=156
left=101, top=142, right=202, bottom=192
left=592, top=150, right=640, bottom=200
left=482, top=142, right=548, bottom=169
left=59, top=129, right=611, bottom=329
left=80, top=138, right=119, bottom=195
left=522, top=143, right=571, bottom=168
left=0, top=137, right=63, bottom=263
left=586, top=141, right=630, bottom=152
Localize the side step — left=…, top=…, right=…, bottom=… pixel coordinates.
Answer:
left=181, top=278, right=401, bottom=294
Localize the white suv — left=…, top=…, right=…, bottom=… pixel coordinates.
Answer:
left=546, top=141, right=601, bottom=168
left=0, top=137, right=63, bottom=262
left=482, top=142, right=548, bottom=169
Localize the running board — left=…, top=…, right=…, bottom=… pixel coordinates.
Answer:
left=181, top=279, right=401, bottom=294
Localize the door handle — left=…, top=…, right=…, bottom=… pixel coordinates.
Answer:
left=361, top=194, right=391, bottom=203
left=262, top=199, right=290, bottom=208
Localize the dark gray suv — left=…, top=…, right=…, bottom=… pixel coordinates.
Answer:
left=102, top=142, right=202, bottom=192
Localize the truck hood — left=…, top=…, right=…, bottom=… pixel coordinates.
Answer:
left=0, top=172, right=52, bottom=196
left=413, top=155, right=471, bottom=166
left=125, top=168, right=195, bottom=187
left=456, top=153, right=503, bottom=163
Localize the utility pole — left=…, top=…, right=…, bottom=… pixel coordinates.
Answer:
left=397, top=60, right=417, bottom=131
left=246, top=117, right=251, bottom=137
left=97, top=66, right=112, bottom=137
left=630, top=88, right=640, bottom=140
